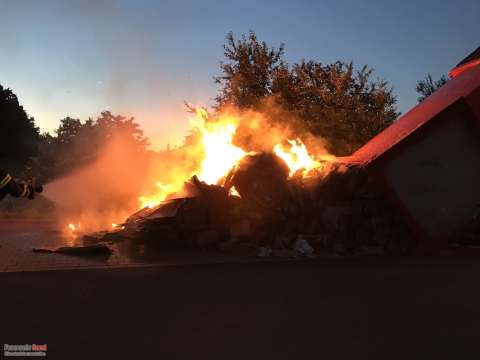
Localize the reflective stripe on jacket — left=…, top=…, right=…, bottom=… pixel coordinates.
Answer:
left=0, top=173, right=12, bottom=190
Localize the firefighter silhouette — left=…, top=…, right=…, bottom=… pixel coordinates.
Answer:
left=0, top=170, right=42, bottom=201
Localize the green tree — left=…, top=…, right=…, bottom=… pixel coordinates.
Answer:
left=215, top=32, right=399, bottom=155
left=0, top=84, right=40, bottom=174
left=416, top=74, right=448, bottom=102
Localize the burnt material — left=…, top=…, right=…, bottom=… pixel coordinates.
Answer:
left=76, top=156, right=415, bottom=257
left=33, top=244, right=112, bottom=257
left=225, top=153, right=289, bottom=212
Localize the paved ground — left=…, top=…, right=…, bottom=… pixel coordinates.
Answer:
left=2, top=219, right=480, bottom=359
left=0, top=219, right=256, bottom=272
left=2, top=257, right=480, bottom=359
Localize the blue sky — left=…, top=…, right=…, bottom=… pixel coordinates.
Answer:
left=0, top=0, right=478, bottom=150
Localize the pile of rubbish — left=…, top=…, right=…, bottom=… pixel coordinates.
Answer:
left=71, top=153, right=415, bottom=258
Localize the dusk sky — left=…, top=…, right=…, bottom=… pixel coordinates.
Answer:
left=0, top=0, right=478, bottom=150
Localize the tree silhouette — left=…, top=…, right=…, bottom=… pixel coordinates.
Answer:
left=0, top=84, right=40, bottom=174
left=35, top=111, right=149, bottom=181
left=215, top=32, right=399, bottom=155
left=215, top=31, right=285, bottom=109
left=415, top=74, right=448, bottom=102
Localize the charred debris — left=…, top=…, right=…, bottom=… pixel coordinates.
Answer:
left=76, top=153, right=415, bottom=258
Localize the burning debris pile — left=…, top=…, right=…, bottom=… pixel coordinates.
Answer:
left=78, top=160, right=412, bottom=258
left=61, top=108, right=414, bottom=258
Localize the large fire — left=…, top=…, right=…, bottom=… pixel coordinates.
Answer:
left=138, top=182, right=174, bottom=209
left=274, top=139, right=336, bottom=177
left=66, top=107, right=335, bottom=234
left=138, top=108, right=333, bottom=209
left=137, top=108, right=248, bottom=209
left=274, top=139, right=320, bottom=177
left=192, top=108, right=247, bottom=185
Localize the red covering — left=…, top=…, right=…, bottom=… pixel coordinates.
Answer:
left=349, top=64, right=480, bottom=166
left=449, top=58, right=480, bottom=78
left=449, top=47, right=480, bottom=78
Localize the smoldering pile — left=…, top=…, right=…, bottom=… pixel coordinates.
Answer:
left=78, top=152, right=414, bottom=258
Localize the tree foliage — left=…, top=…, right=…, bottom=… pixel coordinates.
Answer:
left=0, top=83, right=149, bottom=183
left=415, top=74, right=448, bottom=102
left=35, top=111, right=149, bottom=182
left=215, top=31, right=285, bottom=108
left=0, top=85, right=40, bottom=174
left=215, top=31, right=399, bottom=155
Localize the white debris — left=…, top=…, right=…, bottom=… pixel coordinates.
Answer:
left=257, top=246, right=273, bottom=257
left=293, top=236, right=315, bottom=256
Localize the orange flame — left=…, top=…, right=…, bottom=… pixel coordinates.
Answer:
left=273, top=139, right=335, bottom=177
left=138, top=109, right=247, bottom=209
left=191, top=108, right=246, bottom=185
left=274, top=139, right=320, bottom=176
left=66, top=108, right=335, bottom=234
left=229, top=186, right=241, bottom=197
left=139, top=182, right=174, bottom=209
left=138, top=109, right=334, bottom=210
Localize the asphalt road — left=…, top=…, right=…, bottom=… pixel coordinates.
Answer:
left=1, top=257, right=480, bottom=359
left=0, top=219, right=257, bottom=272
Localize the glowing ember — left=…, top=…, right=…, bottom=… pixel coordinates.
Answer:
left=67, top=222, right=81, bottom=233
left=111, top=222, right=125, bottom=230
left=229, top=186, right=240, bottom=197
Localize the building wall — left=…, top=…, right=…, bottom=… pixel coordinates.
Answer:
left=383, top=112, right=480, bottom=241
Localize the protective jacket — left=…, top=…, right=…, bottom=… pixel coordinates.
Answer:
left=0, top=170, right=36, bottom=201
